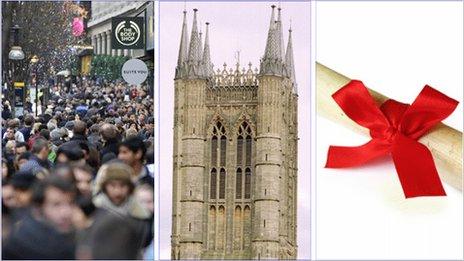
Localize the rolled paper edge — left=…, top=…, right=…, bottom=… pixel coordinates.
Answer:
left=316, top=62, right=463, bottom=192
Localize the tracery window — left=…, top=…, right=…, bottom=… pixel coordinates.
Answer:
left=235, top=168, right=242, bottom=199
left=236, top=122, right=252, bottom=199
left=210, top=168, right=217, bottom=199
left=219, top=168, right=226, bottom=199
left=210, top=122, right=227, bottom=200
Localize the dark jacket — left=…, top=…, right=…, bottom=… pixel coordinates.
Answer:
left=138, top=165, right=154, bottom=188
left=2, top=107, right=11, bottom=120
left=19, top=126, right=33, bottom=142
left=100, top=138, right=119, bottom=158
left=87, top=133, right=102, bottom=150
left=2, top=213, right=75, bottom=259
left=89, top=204, right=150, bottom=259
left=70, top=133, right=88, bottom=142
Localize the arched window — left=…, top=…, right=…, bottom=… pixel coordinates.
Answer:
left=217, top=205, right=226, bottom=250
left=219, top=168, right=226, bottom=199
left=233, top=206, right=242, bottom=250
left=237, top=136, right=243, bottom=165
left=245, top=167, right=251, bottom=199
left=243, top=205, right=251, bottom=249
left=237, top=122, right=253, bottom=200
left=236, top=168, right=242, bottom=199
left=208, top=206, right=216, bottom=250
left=245, top=135, right=252, bottom=166
left=210, top=168, right=217, bottom=199
left=211, top=136, right=218, bottom=166
left=220, top=135, right=227, bottom=166
left=210, top=122, right=226, bottom=201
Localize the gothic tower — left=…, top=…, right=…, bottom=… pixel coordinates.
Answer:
left=172, top=6, right=298, bottom=260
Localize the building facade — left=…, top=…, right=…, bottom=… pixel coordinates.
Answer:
left=87, top=1, right=154, bottom=60
left=87, top=1, right=154, bottom=94
left=171, top=6, right=298, bottom=260
left=88, top=2, right=141, bottom=57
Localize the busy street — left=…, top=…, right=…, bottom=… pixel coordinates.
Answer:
left=2, top=1, right=155, bottom=259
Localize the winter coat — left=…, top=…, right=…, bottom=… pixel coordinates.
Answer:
left=100, top=139, right=119, bottom=158
left=2, top=213, right=75, bottom=259
left=19, top=126, right=33, bottom=142
left=93, top=193, right=153, bottom=256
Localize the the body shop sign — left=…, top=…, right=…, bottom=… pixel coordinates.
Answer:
left=111, top=17, right=144, bottom=49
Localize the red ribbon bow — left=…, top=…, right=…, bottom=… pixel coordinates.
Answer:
left=325, top=80, right=459, bottom=198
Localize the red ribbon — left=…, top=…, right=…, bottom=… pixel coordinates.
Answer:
left=325, top=80, right=459, bottom=198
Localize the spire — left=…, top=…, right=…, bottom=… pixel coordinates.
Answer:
left=285, top=27, right=297, bottom=94
left=188, top=8, right=202, bottom=63
left=263, top=5, right=278, bottom=60
left=260, top=5, right=284, bottom=76
left=175, top=10, right=189, bottom=78
left=199, top=22, right=203, bottom=59
left=202, top=22, right=213, bottom=77
left=276, top=7, right=284, bottom=59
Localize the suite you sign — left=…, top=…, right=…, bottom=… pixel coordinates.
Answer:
left=112, top=17, right=144, bottom=49
left=121, top=59, right=148, bottom=85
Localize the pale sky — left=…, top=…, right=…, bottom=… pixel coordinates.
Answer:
left=159, top=2, right=311, bottom=259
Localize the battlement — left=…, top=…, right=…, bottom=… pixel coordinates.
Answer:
left=206, top=62, right=259, bottom=105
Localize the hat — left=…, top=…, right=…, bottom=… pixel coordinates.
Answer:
left=95, top=162, right=134, bottom=194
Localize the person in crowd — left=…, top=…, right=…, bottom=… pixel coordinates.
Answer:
left=3, top=141, right=16, bottom=165
left=20, top=138, right=53, bottom=174
left=2, top=176, right=77, bottom=259
left=3, top=126, right=24, bottom=143
left=10, top=170, right=37, bottom=209
left=92, top=161, right=151, bottom=258
left=2, top=158, right=12, bottom=179
left=135, top=183, right=154, bottom=214
left=3, top=120, right=25, bottom=142
left=71, top=120, right=88, bottom=142
left=15, top=151, right=33, bottom=170
left=19, top=114, right=35, bottom=142
left=100, top=123, right=119, bottom=157
left=93, top=162, right=149, bottom=218
left=135, top=183, right=154, bottom=248
left=88, top=207, right=143, bottom=259
left=1, top=79, right=154, bottom=260
left=87, top=124, right=102, bottom=150
left=118, top=136, right=154, bottom=187
left=72, top=164, right=94, bottom=197
left=73, top=195, right=96, bottom=260
left=15, top=141, right=28, bottom=156
left=2, top=180, right=17, bottom=209
left=2, top=101, right=12, bottom=120
left=55, top=143, right=85, bottom=165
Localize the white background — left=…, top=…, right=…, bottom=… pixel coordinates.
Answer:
left=315, top=1, right=463, bottom=260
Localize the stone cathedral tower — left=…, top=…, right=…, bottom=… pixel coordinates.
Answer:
left=171, top=5, right=298, bottom=260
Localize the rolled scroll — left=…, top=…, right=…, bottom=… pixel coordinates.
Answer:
left=316, top=62, right=463, bottom=191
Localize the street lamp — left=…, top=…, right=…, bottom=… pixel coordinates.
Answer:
left=30, top=55, right=39, bottom=116
left=9, top=46, right=25, bottom=60
left=9, top=25, right=24, bottom=60
left=8, top=25, right=25, bottom=117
